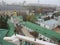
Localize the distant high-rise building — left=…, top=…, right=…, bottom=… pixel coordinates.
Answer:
left=38, top=0, right=40, bottom=4
left=1, top=1, right=7, bottom=5
left=23, top=1, right=26, bottom=5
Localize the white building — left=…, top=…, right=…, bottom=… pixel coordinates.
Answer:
left=57, top=16, right=60, bottom=25
left=36, top=19, right=44, bottom=25
left=40, top=19, right=58, bottom=29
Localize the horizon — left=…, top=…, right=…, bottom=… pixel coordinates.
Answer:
left=0, top=0, right=60, bottom=6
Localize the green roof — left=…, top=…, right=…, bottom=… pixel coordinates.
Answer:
left=7, top=19, right=15, bottom=36
left=0, top=29, right=8, bottom=39
left=0, top=29, right=16, bottom=45
left=0, top=19, right=16, bottom=45
left=13, top=16, right=23, bottom=19
left=23, top=22, right=60, bottom=41
left=17, top=16, right=23, bottom=19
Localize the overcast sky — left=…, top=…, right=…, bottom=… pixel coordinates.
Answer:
left=0, top=0, right=60, bottom=6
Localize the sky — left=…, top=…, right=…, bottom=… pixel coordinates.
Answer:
left=0, top=0, right=60, bottom=6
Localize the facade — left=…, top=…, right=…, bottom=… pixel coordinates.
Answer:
left=40, top=19, right=58, bottom=29
left=57, top=16, right=60, bottom=25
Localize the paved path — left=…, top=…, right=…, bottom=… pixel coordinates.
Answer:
left=16, top=25, right=33, bottom=38
left=21, top=27, right=34, bottom=38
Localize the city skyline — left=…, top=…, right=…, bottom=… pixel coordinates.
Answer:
left=0, top=0, right=60, bottom=6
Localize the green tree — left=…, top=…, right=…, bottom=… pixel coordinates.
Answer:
left=30, top=31, right=39, bottom=41
left=26, top=15, right=37, bottom=23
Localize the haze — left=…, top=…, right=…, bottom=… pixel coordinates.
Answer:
left=0, top=0, right=60, bottom=6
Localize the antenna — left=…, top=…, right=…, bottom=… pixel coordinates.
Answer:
left=38, top=0, right=39, bottom=4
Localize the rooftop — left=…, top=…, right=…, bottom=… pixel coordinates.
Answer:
left=22, top=21, right=60, bottom=41
left=42, top=19, right=58, bottom=26
left=54, top=26, right=60, bottom=33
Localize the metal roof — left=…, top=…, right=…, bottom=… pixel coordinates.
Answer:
left=23, top=21, right=60, bottom=41
left=0, top=29, right=8, bottom=39
left=42, top=19, right=58, bottom=26
left=7, top=19, right=15, bottom=36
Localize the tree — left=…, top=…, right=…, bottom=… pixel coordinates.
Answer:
left=26, top=15, right=37, bottom=23
left=14, top=24, right=22, bottom=35
left=30, top=31, right=39, bottom=41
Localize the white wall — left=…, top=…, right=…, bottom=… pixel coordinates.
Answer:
left=38, top=34, right=51, bottom=42
left=40, top=22, right=58, bottom=29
